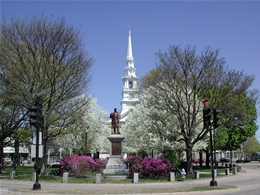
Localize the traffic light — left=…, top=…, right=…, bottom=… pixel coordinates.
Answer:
left=29, top=98, right=43, bottom=128
left=203, top=107, right=212, bottom=129
left=213, top=109, right=221, bottom=129
left=228, top=134, right=233, bottom=145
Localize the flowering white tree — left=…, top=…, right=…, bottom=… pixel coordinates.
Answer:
left=123, top=85, right=207, bottom=159
left=83, top=96, right=110, bottom=153
left=52, top=95, right=110, bottom=156
left=125, top=46, right=226, bottom=174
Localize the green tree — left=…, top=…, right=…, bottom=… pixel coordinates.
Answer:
left=214, top=92, right=258, bottom=151
left=244, top=136, right=260, bottom=157
left=0, top=98, right=27, bottom=173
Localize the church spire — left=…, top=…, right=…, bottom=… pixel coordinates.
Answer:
left=126, top=25, right=133, bottom=62
left=120, top=26, right=139, bottom=119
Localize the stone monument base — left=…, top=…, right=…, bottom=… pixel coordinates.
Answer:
left=103, top=134, right=128, bottom=174
left=103, top=156, right=128, bottom=174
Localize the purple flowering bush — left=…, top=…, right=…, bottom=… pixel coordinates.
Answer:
left=125, top=156, right=174, bottom=178
left=93, top=158, right=107, bottom=173
left=140, top=157, right=174, bottom=178
left=60, top=155, right=94, bottom=177
left=125, top=156, right=143, bottom=178
left=60, top=155, right=107, bottom=177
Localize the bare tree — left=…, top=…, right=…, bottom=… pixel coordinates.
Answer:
left=0, top=15, right=93, bottom=174
left=139, top=45, right=258, bottom=174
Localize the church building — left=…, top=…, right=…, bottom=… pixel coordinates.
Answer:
left=120, top=26, right=140, bottom=123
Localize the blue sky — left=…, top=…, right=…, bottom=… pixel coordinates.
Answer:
left=1, top=1, right=260, bottom=140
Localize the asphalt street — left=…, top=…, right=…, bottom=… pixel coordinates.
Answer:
left=0, top=162, right=260, bottom=195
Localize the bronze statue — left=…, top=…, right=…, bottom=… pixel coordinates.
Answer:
left=110, top=108, right=120, bottom=134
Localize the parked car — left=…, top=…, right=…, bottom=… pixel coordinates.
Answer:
left=20, top=159, right=32, bottom=164
left=192, top=158, right=205, bottom=164
left=219, top=158, right=230, bottom=163
left=192, top=159, right=199, bottom=163
left=47, top=160, right=60, bottom=167
left=210, top=158, right=220, bottom=163
left=4, top=158, right=12, bottom=165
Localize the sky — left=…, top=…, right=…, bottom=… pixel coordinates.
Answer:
left=1, top=1, right=260, bottom=139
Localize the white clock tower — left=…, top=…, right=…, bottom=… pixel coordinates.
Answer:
left=120, top=26, right=139, bottom=122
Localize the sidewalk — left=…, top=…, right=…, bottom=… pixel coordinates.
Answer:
left=2, top=172, right=240, bottom=195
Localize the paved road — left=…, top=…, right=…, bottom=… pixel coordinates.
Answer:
left=0, top=162, right=260, bottom=195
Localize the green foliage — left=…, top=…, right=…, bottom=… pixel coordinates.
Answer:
left=244, top=136, right=260, bottom=156
left=216, top=120, right=258, bottom=151
left=162, top=150, right=180, bottom=168
left=213, top=91, right=258, bottom=151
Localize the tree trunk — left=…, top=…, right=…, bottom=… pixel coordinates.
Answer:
left=186, top=141, right=193, bottom=175
left=40, top=127, right=48, bottom=175
left=203, top=147, right=210, bottom=168
left=14, top=137, right=20, bottom=167
left=199, top=149, right=203, bottom=167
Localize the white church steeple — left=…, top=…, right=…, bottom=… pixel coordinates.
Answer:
left=126, top=26, right=133, bottom=62
left=120, top=26, right=139, bottom=120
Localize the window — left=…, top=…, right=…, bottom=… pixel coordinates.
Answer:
left=129, top=81, right=133, bottom=88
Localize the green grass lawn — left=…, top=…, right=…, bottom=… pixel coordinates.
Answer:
left=2, top=166, right=55, bottom=176
left=1, top=165, right=236, bottom=183
left=2, top=165, right=239, bottom=194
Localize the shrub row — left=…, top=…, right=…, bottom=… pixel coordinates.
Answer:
left=125, top=156, right=174, bottom=178
left=60, top=155, right=106, bottom=177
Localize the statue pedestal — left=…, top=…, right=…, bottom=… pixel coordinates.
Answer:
left=103, top=134, right=128, bottom=174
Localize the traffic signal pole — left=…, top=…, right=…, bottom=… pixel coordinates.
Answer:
left=30, top=96, right=42, bottom=190
left=202, top=99, right=218, bottom=186
left=209, top=126, right=217, bottom=186
left=230, top=143, right=233, bottom=172
left=33, top=113, right=41, bottom=190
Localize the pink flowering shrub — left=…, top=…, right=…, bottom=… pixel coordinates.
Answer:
left=125, top=156, right=174, bottom=178
left=60, top=155, right=107, bottom=177
left=125, top=156, right=143, bottom=178
left=60, top=155, right=94, bottom=177
left=140, top=157, right=174, bottom=178
left=93, top=158, right=107, bottom=173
